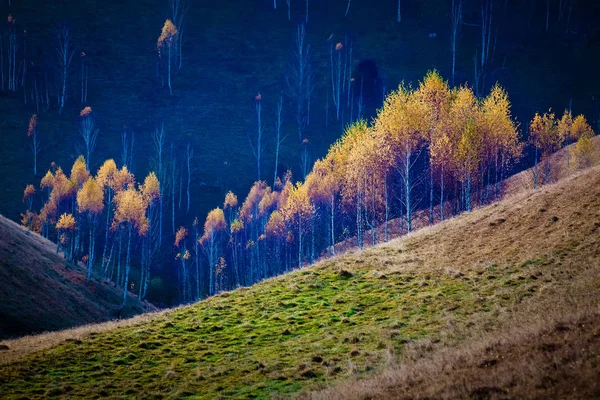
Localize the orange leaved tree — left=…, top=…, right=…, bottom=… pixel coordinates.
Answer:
left=200, top=208, right=226, bottom=296
left=113, top=187, right=149, bottom=306
left=157, top=19, right=178, bottom=95
left=77, top=177, right=104, bottom=281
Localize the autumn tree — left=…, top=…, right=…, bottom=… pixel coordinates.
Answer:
left=480, top=84, right=521, bottom=202
left=200, top=207, right=226, bottom=295
left=557, top=110, right=573, bottom=169
left=56, top=213, right=76, bottom=261
left=95, top=159, right=117, bottom=275
left=375, top=84, right=430, bottom=232
left=77, top=177, right=104, bottom=281
left=139, top=172, right=160, bottom=300
left=305, top=155, right=340, bottom=255
left=281, top=182, right=313, bottom=268
left=570, top=115, right=595, bottom=170
left=239, top=181, right=268, bottom=282
left=265, top=210, right=286, bottom=274
left=157, top=19, right=178, bottom=95
left=28, top=114, right=40, bottom=176
left=529, top=111, right=559, bottom=186
left=113, top=187, right=149, bottom=306
left=418, top=71, right=451, bottom=223
left=21, top=184, right=36, bottom=230
left=174, top=226, right=190, bottom=301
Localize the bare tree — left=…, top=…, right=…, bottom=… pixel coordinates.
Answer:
left=248, top=93, right=264, bottom=181
left=186, top=143, right=193, bottom=213
left=79, top=107, right=99, bottom=169
left=152, top=124, right=166, bottom=245
left=121, top=125, right=134, bottom=169
left=397, top=0, right=401, bottom=22
left=273, top=95, right=287, bottom=187
left=80, top=51, right=88, bottom=104
left=479, top=0, right=493, bottom=95
left=286, top=0, right=291, bottom=20
left=451, top=0, right=463, bottom=87
left=305, top=0, right=308, bottom=22
left=55, top=23, right=75, bottom=114
left=8, top=16, right=19, bottom=92
left=345, top=0, right=352, bottom=16
left=329, top=40, right=344, bottom=121
left=167, top=0, right=188, bottom=70
left=286, top=24, right=313, bottom=142
left=28, top=114, right=40, bottom=176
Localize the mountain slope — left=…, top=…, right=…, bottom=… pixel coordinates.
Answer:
left=1, top=165, right=599, bottom=398
left=0, top=216, right=154, bottom=339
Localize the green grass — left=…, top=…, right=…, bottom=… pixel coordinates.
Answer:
left=0, top=256, right=542, bottom=399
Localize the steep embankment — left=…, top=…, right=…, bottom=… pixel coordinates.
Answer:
left=1, top=165, right=599, bottom=399
left=0, top=216, right=154, bottom=339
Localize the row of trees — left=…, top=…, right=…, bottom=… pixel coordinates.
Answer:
left=23, top=155, right=159, bottom=306
left=21, top=71, right=596, bottom=306
left=178, top=71, right=595, bottom=300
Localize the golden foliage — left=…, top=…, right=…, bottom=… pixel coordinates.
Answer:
left=265, top=211, right=286, bottom=238
left=95, top=159, right=118, bottom=189
left=230, top=219, right=244, bottom=234
left=224, top=191, right=238, bottom=209
left=112, top=166, right=135, bottom=192
left=40, top=170, right=55, bottom=190
left=52, top=167, right=76, bottom=201
left=572, top=135, right=595, bottom=169
left=418, top=70, right=450, bottom=121
left=281, top=182, right=313, bottom=229
left=571, top=114, right=594, bottom=141
left=480, top=84, right=522, bottom=164
left=56, top=213, right=76, bottom=231
left=70, top=156, right=90, bottom=187
left=529, top=111, right=560, bottom=156
left=335, top=42, right=343, bottom=51
left=258, top=187, right=279, bottom=218
left=40, top=198, right=58, bottom=224
left=175, top=226, right=188, bottom=248
left=22, top=184, right=35, bottom=203
left=239, top=181, right=268, bottom=221
left=77, top=178, right=104, bottom=215
left=79, top=106, right=92, bottom=117
left=557, top=110, right=573, bottom=143
left=375, top=84, right=430, bottom=155
left=157, top=19, right=178, bottom=55
left=112, top=188, right=149, bottom=235
left=201, top=208, right=226, bottom=243
left=27, top=114, right=37, bottom=137
left=20, top=211, right=41, bottom=233
left=140, top=172, right=160, bottom=203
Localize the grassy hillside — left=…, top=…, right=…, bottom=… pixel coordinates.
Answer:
left=0, top=216, right=155, bottom=339
left=1, top=160, right=599, bottom=398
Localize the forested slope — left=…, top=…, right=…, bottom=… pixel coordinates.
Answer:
left=1, top=160, right=599, bottom=399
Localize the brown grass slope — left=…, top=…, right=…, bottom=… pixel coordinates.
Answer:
left=0, top=216, right=154, bottom=339
left=305, top=164, right=600, bottom=399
